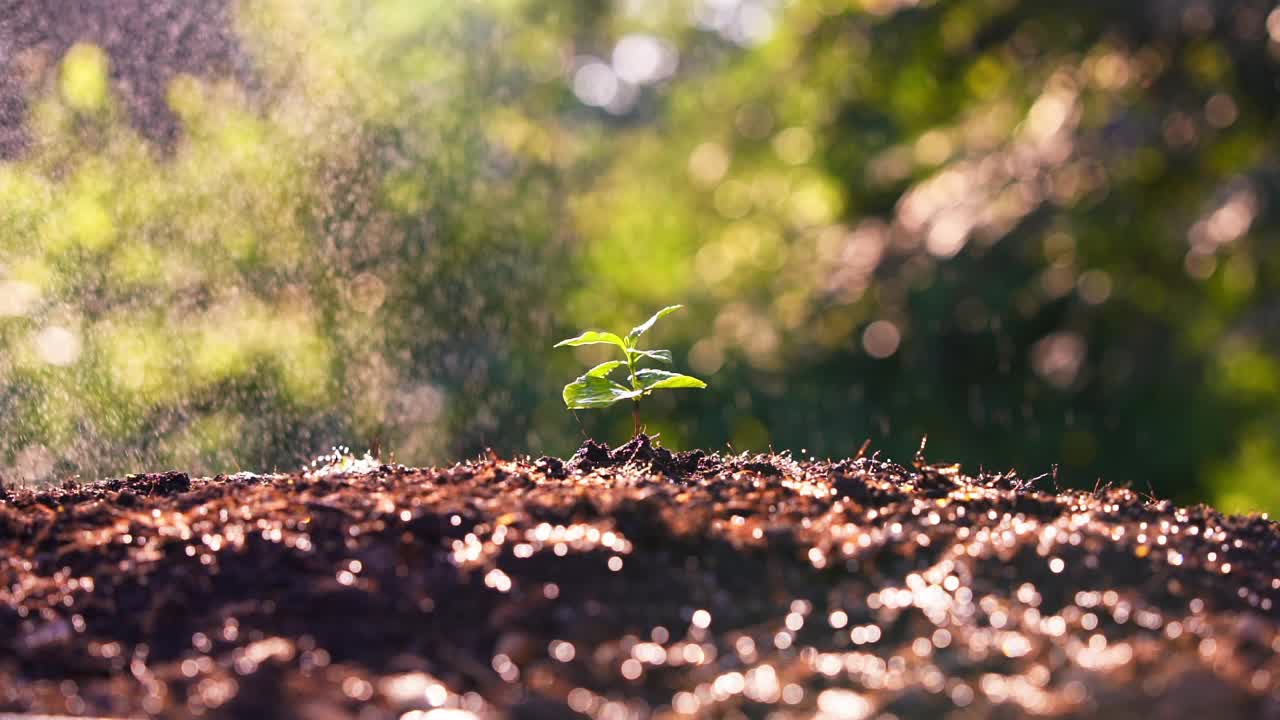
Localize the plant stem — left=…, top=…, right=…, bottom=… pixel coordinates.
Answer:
left=625, top=346, right=642, bottom=437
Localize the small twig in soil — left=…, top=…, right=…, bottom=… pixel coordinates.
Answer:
left=1142, top=476, right=1159, bottom=503
left=1027, top=471, right=1051, bottom=487
left=913, top=435, right=929, bottom=468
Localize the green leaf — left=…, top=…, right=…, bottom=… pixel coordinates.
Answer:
left=562, top=375, right=642, bottom=409
left=627, top=305, right=683, bottom=341
left=585, top=360, right=626, bottom=378
left=634, top=368, right=708, bottom=392
left=628, top=348, right=672, bottom=364
left=554, top=330, right=629, bottom=352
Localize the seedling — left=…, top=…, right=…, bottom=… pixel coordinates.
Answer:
left=555, top=305, right=707, bottom=435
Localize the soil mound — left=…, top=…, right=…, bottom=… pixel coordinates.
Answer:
left=1, top=437, right=1277, bottom=718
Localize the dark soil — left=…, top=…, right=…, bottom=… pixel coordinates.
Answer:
left=1, top=435, right=1278, bottom=719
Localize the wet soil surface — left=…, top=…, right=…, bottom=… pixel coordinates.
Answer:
left=1, top=435, right=1278, bottom=719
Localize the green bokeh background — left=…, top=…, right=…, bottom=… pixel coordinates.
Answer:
left=1, top=0, right=1278, bottom=514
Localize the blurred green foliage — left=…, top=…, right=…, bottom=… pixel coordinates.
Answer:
left=1, top=0, right=1279, bottom=515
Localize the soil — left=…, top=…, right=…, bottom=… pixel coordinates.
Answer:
left=1, top=435, right=1278, bottom=719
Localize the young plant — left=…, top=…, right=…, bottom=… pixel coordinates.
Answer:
left=555, top=305, right=707, bottom=435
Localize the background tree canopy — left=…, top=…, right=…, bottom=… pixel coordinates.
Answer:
left=1, top=0, right=1278, bottom=514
